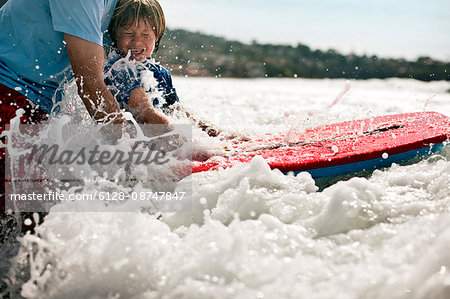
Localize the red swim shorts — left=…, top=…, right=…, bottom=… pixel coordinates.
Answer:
left=1, top=83, right=48, bottom=212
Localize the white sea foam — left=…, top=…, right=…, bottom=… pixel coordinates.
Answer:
left=2, top=77, right=450, bottom=298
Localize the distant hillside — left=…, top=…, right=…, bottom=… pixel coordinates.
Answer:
left=155, top=28, right=449, bottom=81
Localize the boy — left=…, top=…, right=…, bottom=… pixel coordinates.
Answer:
left=105, top=0, right=220, bottom=136
left=105, top=0, right=175, bottom=126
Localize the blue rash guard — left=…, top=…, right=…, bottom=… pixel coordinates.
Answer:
left=104, top=51, right=179, bottom=111
left=0, top=0, right=118, bottom=114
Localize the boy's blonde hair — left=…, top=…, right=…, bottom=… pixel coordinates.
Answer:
left=109, top=0, right=166, bottom=52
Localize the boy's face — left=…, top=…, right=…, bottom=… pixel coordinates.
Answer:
left=116, top=19, right=156, bottom=61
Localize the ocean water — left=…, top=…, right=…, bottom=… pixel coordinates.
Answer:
left=1, top=77, right=450, bottom=298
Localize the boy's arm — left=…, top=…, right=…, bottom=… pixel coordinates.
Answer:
left=175, top=104, right=221, bottom=137
left=127, top=87, right=170, bottom=125
left=64, top=33, right=125, bottom=124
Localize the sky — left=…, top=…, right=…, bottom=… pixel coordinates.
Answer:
left=160, top=0, right=450, bottom=61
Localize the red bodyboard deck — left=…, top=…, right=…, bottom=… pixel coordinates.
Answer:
left=192, top=112, right=450, bottom=176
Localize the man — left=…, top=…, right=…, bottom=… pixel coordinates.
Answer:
left=0, top=0, right=123, bottom=234
left=0, top=0, right=124, bottom=126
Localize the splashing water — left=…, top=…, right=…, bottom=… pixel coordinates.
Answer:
left=1, top=77, right=450, bottom=299
left=284, top=80, right=352, bottom=143
left=423, top=94, right=436, bottom=112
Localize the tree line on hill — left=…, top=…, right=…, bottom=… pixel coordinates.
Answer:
left=155, top=29, right=449, bottom=82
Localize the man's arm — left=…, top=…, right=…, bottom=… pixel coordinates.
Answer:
left=64, top=33, right=123, bottom=123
